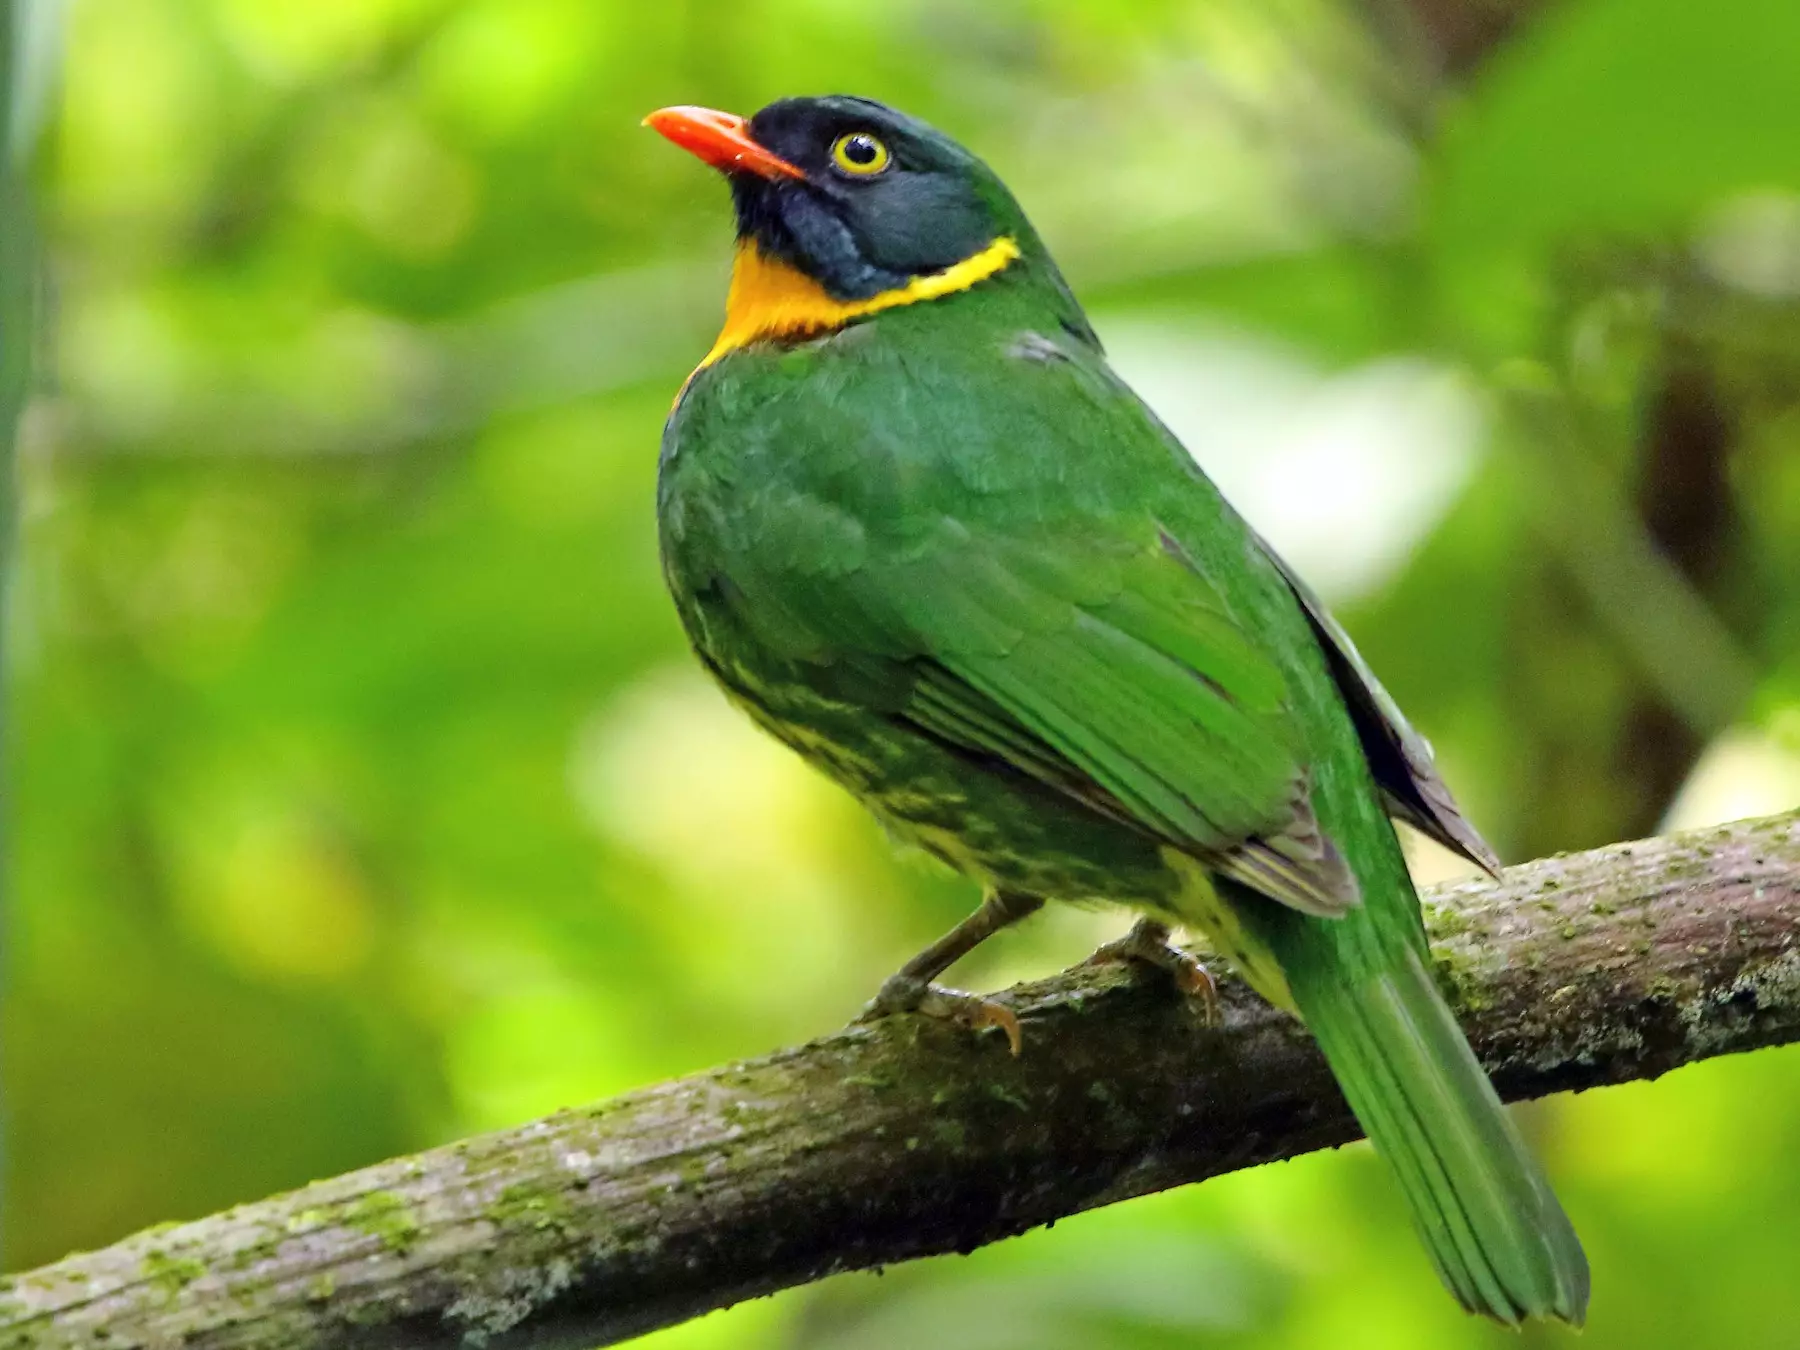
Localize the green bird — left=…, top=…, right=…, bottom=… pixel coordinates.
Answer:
left=646, top=96, right=1589, bottom=1325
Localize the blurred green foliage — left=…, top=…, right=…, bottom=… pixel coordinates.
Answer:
left=7, top=1, right=1800, bottom=1347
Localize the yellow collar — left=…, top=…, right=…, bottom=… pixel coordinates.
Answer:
left=697, top=235, right=1021, bottom=369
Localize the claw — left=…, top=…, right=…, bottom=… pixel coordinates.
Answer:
left=1084, top=918, right=1219, bottom=1026
left=858, top=973, right=1025, bottom=1054
left=921, top=988, right=1024, bottom=1056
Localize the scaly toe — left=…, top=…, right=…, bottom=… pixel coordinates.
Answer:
left=855, top=976, right=1023, bottom=1054
left=916, top=987, right=1024, bottom=1056
left=1084, top=919, right=1219, bottom=1026
left=856, top=972, right=930, bottom=1023
left=1170, top=955, right=1220, bottom=1025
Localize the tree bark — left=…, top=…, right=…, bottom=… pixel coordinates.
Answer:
left=3, top=812, right=1798, bottom=1350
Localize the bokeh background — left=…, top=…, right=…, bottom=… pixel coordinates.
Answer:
left=6, top=0, right=1800, bottom=1346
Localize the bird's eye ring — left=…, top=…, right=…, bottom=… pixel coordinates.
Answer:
left=830, top=132, right=891, bottom=177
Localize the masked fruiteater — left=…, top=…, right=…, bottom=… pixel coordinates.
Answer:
left=646, top=96, right=1589, bottom=1325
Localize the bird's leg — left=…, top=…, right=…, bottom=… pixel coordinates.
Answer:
left=1082, top=916, right=1219, bottom=1025
left=857, top=889, right=1045, bottom=1055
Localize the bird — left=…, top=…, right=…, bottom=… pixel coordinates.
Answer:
left=645, top=95, right=1589, bottom=1326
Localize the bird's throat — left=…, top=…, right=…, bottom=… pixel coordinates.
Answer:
left=697, top=236, right=1021, bottom=369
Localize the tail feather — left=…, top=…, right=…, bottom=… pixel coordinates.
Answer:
left=1288, top=947, right=1590, bottom=1325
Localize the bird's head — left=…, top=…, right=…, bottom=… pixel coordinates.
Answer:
left=646, top=96, right=1091, bottom=363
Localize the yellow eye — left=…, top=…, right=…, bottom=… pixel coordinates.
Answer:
left=830, top=132, right=891, bottom=176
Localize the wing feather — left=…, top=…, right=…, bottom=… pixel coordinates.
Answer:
left=1251, top=529, right=1502, bottom=877
left=880, top=526, right=1361, bottom=915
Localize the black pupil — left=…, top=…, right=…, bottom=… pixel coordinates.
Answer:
left=843, top=135, right=879, bottom=166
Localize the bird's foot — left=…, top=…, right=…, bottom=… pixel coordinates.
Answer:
left=1083, top=918, right=1219, bottom=1025
left=856, top=972, right=1024, bottom=1056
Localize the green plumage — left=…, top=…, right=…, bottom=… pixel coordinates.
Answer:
left=654, top=95, right=1588, bottom=1324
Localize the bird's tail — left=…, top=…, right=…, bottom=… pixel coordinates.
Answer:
left=1281, top=940, right=1590, bottom=1325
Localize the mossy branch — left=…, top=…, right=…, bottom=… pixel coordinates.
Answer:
left=4, top=813, right=1799, bottom=1350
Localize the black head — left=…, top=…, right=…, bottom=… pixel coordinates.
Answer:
left=647, top=96, right=1045, bottom=302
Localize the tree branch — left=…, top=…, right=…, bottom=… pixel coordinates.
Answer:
left=4, top=813, right=1799, bottom=1350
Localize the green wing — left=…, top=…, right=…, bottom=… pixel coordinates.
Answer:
left=735, top=513, right=1360, bottom=916
left=1250, top=528, right=1502, bottom=876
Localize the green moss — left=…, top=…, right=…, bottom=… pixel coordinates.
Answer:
left=1432, top=947, right=1491, bottom=1013
left=307, top=1273, right=337, bottom=1302
left=345, top=1191, right=422, bottom=1257
left=1422, top=902, right=1471, bottom=939
left=489, top=1184, right=577, bottom=1237
left=229, top=1225, right=287, bottom=1271
left=931, top=1117, right=969, bottom=1152
left=345, top=1298, right=391, bottom=1327
left=984, top=1083, right=1030, bottom=1113
left=140, top=1248, right=206, bottom=1298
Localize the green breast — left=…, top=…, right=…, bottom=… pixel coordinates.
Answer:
left=654, top=279, right=1403, bottom=928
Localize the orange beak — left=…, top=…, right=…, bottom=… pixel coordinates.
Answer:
left=643, top=105, right=805, bottom=181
